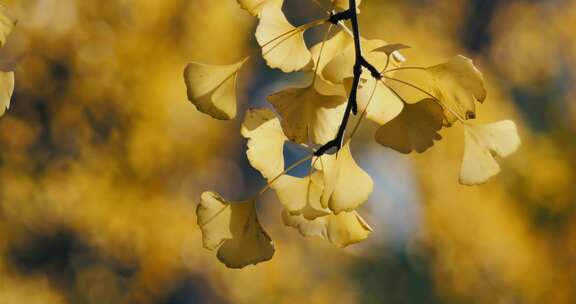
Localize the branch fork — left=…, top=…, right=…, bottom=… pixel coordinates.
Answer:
left=315, top=0, right=380, bottom=156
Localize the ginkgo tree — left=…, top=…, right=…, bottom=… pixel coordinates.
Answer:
left=184, top=0, right=521, bottom=269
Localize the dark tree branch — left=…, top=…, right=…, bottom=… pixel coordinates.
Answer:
left=314, top=0, right=380, bottom=157
left=328, top=10, right=352, bottom=24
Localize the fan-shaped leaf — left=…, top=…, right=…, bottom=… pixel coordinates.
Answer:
left=268, top=84, right=346, bottom=145
left=273, top=172, right=331, bottom=219
left=350, top=75, right=404, bottom=125
left=322, top=38, right=388, bottom=83
left=242, top=108, right=287, bottom=180
left=460, top=120, right=520, bottom=185
left=283, top=210, right=373, bottom=247
left=375, top=99, right=444, bottom=154
left=183, top=58, right=247, bottom=120
left=255, top=4, right=313, bottom=72
left=316, top=143, right=373, bottom=213
left=197, top=191, right=274, bottom=269
left=427, top=55, right=486, bottom=125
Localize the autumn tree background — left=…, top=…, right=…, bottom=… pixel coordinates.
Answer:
left=0, top=0, right=575, bottom=303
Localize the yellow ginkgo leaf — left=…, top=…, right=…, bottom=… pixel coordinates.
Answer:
left=0, top=4, right=15, bottom=47
left=348, top=74, right=404, bottom=125
left=460, top=120, right=521, bottom=185
left=183, top=58, right=247, bottom=120
left=316, top=143, right=373, bottom=213
left=255, top=4, right=313, bottom=73
left=282, top=209, right=373, bottom=247
left=322, top=38, right=388, bottom=83
left=0, top=71, right=14, bottom=117
left=375, top=99, right=444, bottom=154
left=273, top=172, right=331, bottom=219
left=373, top=43, right=410, bottom=57
left=241, top=108, right=329, bottom=219
left=241, top=108, right=287, bottom=180
left=309, top=30, right=351, bottom=96
left=268, top=83, right=346, bottom=145
left=373, top=43, right=409, bottom=64
left=236, top=0, right=283, bottom=16
left=426, top=55, right=487, bottom=125
left=310, top=30, right=352, bottom=78
left=196, top=191, right=275, bottom=269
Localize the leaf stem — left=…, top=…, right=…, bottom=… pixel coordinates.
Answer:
left=312, top=24, right=334, bottom=86
left=255, top=155, right=314, bottom=198
left=383, top=66, right=426, bottom=74
left=261, top=19, right=325, bottom=50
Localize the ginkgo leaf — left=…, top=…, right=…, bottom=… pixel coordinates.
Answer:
left=282, top=209, right=373, bottom=247
left=183, top=58, right=247, bottom=120
left=316, top=143, right=373, bottom=213
left=460, top=120, right=521, bottom=185
left=255, top=4, right=313, bottom=73
left=326, top=210, right=372, bottom=247
left=373, top=43, right=409, bottom=64
left=0, top=71, right=14, bottom=117
left=375, top=99, right=444, bottom=154
left=196, top=191, right=274, bottom=269
left=349, top=74, right=404, bottom=125
left=273, top=172, right=331, bottom=220
left=241, top=108, right=287, bottom=180
left=0, top=4, right=15, bottom=47
left=426, top=55, right=487, bottom=125
left=268, top=83, right=346, bottom=145
left=373, top=43, right=410, bottom=56
left=237, top=0, right=283, bottom=16
left=241, top=108, right=329, bottom=219
left=309, top=30, right=351, bottom=96
left=310, top=30, right=352, bottom=77
left=322, top=38, right=388, bottom=83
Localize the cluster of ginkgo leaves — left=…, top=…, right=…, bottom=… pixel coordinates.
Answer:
left=184, top=0, right=521, bottom=269
left=0, top=4, right=15, bottom=118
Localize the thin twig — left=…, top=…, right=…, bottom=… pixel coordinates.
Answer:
left=314, top=0, right=380, bottom=156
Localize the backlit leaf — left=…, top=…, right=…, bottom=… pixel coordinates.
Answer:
left=375, top=99, right=444, bottom=154
left=460, top=120, right=521, bottom=185
left=373, top=43, right=409, bottom=63
left=197, top=191, right=275, bottom=269
left=427, top=55, right=487, bottom=125
left=310, top=30, right=351, bottom=96
left=273, top=172, right=331, bottom=219
left=350, top=75, right=404, bottom=125
left=283, top=209, right=373, bottom=247
left=268, top=83, right=346, bottom=145
left=322, top=37, right=388, bottom=83
left=255, top=4, right=313, bottom=72
left=183, top=58, right=247, bottom=120
left=316, top=143, right=373, bottom=213
left=241, top=108, right=287, bottom=180
left=373, top=43, right=410, bottom=56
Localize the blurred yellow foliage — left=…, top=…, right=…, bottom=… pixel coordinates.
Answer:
left=0, top=0, right=574, bottom=303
